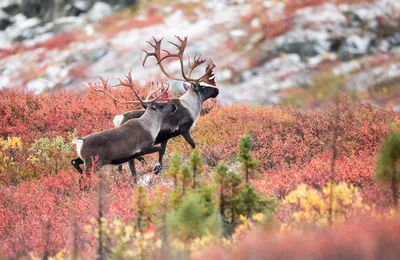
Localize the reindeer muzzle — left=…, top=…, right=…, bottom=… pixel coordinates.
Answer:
left=211, top=88, right=219, bottom=98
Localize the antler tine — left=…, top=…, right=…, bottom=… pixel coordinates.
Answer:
left=144, top=81, right=170, bottom=103
left=161, top=35, right=190, bottom=82
left=117, top=71, right=145, bottom=104
left=142, top=37, right=183, bottom=81
left=196, top=60, right=217, bottom=86
left=141, top=37, right=160, bottom=67
left=187, top=53, right=206, bottom=77
left=146, top=35, right=192, bottom=82
left=167, top=35, right=186, bottom=50
left=142, top=36, right=216, bottom=86
left=87, top=77, right=142, bottom=105
left=145, top=81, right=160, bottom=101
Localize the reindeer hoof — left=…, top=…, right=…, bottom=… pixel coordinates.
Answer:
left=137, top=156, right=146, bottom=165
left=154, top=163, right=162, bottom=175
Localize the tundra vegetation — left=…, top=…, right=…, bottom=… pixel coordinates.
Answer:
left=0, top=83, right=400, bottom=259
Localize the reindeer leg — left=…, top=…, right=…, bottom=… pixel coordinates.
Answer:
left=128, top=159, right=137, bottom=184
left=132, top=146, right=164, bottom=175
left=181, top=130, right=196, bottom=148
left=127, top=146, right=162, bottom=183
left=154, top=141, right=168, bottom=175
left=77, top=159, right=93, bottom=191
left=136, top=156, right=146, bottom=165
left=123, top=157, right=145, bottom=179
left=84, top=159, right=92, bottom=175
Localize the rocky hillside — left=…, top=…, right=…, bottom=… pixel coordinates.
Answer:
left=0, top=0, right=399, bottom=109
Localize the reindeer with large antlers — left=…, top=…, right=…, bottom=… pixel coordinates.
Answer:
left=71, top=72, right=177, bottom=183
left=111, top=36, right=219, bottom=175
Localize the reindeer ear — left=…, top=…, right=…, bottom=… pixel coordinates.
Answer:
left=183, top=82, right=190, bottom=91
left=142, top=103, right=148, bottom=109
left=191, top=83, right=199, bottom=90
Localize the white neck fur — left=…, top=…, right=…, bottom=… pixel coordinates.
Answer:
left=179, top=89, right=202, bottom=125
left=139, top=109, right=162, bottom=140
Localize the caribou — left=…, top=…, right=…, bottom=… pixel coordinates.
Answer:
left=71, top=73, right=177, bottom=183
left=95, top=36, right=219, bottom=175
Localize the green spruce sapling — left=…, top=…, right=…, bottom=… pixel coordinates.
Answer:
left=167, top=153, right=181, bottom=188
left=237, top=135, right=257, bottom=183
left=375, top=125, right=400, bottom=208
left=131, top=186, right=153, bottom=232
left=179, top=164, right=192, bottom=195
left=190, top=149, right=204, bottom=189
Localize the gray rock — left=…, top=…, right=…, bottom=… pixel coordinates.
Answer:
left=0, top=0, right=20, bottom=10
left=26, top=78, right=53, bottom=94
left=45, top=65, right=63, bottom=80
left=0, top=31, right=11, bottom=47
left=73, top=0, right=94, bottom=11
left=0, top=9, right=12, bottom=30
left=86, top=47, right=109, bottom=63
left=338, top=34, right=373, bottom=60
left=5, top=16, right=41, bottom=41
left=277, top=41, right=327, bottom=61
left=87, top=1, right=112, bottom=22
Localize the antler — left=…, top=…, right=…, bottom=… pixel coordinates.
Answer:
left=117, top=72, right=169, bottom=104
left=88, top=72, right=169, bottom=105
left=143, top=81, right=170, bottom=103
left=197, top=60, right=216, bottom=86
left=87, top=76, right=142, bottom=105
left=142, top=37, right=183, bottom=81
left=187, top=54, right=206, bottom=77
left=142, top=36, right=217, bottom=86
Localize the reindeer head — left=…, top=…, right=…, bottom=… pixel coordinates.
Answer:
left=88, top=72, right=177, bottom=116
left=183, top=82, right=219, bottom=103
left=145, top=101, right=177, bottom=116
left=142, top=36, right=219, bottom=103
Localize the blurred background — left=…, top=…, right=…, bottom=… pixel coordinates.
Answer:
left=0, top=0, right=399, bottom=110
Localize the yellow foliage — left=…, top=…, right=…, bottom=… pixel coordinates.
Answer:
left=389, top=120, right=400, bottom=133
left=171, top=214, right=268, bottom=257
left=190, top=233, right=221, bottom=257
left=231, top=213, right=267, bottom=242
left=284, top=182, right=370, bottom=227
left=28, top=249, right=68, bottom=260
left=0, top=137, right=23, bottom=183
left=0, top=137, right=23, bottom=169
left=76, top=213, right=271, bottom=258
left=84, top=217, right=161, bottom=259
left=0, top=136, right=22, bottom=151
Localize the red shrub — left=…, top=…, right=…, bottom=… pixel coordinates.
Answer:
left=0, top=86, right=151, bottom=144
left=0, top=169, right=156, bottom=258
left=31, top=32, right=80, bottom=51
left=0, top=87, right=398, bottom=258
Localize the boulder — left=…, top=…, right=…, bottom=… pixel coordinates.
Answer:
left=87, top=1, right=112, bottom=22
left=0, top=0, right=19, bottom=10
left=338, top=34, right=373, bottom=60
left=277, top=41, right=327, bottom=62
left=5, top=15, right=41, bottom=41
left=0, top=9, right=12, bottom=30
left=73, top=0, right=94, bottom=12
left=26, top=78, right=53, bottom=94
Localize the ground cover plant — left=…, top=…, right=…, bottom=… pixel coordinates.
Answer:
left=1, top=0, right=400, bottom=258
left=1, top=84, right=399, bottom=259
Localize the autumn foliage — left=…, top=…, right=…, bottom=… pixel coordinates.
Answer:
left=0, top=87, right=399, bottom=258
